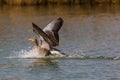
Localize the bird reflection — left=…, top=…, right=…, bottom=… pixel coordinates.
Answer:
left=29, top=58, right=58, bottom=67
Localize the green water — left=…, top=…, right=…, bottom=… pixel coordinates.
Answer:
left=0, top=4, right=120, bottom=80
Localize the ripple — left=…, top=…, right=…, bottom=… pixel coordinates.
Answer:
left=0, top=63, right=15, bottom=67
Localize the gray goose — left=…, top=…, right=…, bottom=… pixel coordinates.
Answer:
left=29, top=17, right=66, bottom=56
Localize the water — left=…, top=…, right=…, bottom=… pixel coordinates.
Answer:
left=0, top=4, right=120, bottom=80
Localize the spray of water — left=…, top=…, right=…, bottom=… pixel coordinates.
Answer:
left=6, top=47, right=120, bottom=60
left=8, top=48, right=43, bottom=58
left=7, top=47, right=86, bottom=58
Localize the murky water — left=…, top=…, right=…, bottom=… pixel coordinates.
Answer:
left=0, top=4, right=120, bottom=80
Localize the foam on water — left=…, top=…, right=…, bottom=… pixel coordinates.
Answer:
left=6, top=47, right=120, bottom=60
left=6, top=47, right=86, bottom=59
left=8, top=48, right=43, bottom=58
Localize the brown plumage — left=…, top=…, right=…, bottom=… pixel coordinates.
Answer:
left=29, top=17, right=64, bottom=56
left=28, top=38, right=51, bottom=56
left=32, top=17, right=63, bottom=48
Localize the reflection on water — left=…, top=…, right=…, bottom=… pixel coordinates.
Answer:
left=0, top=4, right=120, bottom=57
left=29, top=58, right=58, bottom=66
left=0, top=4, right=120, bottom=18
left=0, top=4, right=120, bottom=80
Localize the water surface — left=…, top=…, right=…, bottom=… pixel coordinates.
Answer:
left=0, top=4, right=120, bottom=80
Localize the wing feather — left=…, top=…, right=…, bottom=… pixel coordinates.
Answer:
left=43, top=17, right=63, bottom=46
left=32, top=17, right=63, bottom=47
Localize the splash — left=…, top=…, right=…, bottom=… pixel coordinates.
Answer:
left=8, top=48, right=43, bottom=58
left=64, top=48, right=87, bottom=57
left=7, top=47, right=85, bottom=59
left=6, top=47, right=120, bottom=60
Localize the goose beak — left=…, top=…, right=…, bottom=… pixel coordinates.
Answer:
left=28, top=38, right=33, bottom=42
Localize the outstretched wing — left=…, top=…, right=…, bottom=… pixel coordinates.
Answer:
left=32, top=23, right=52, bottom=46
left=32, top=17, right=63, bottom=47
left=43, top=17, right=63, bottom=47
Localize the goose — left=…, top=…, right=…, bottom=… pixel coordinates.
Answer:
left=29, top=17, right=66, bottom=57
